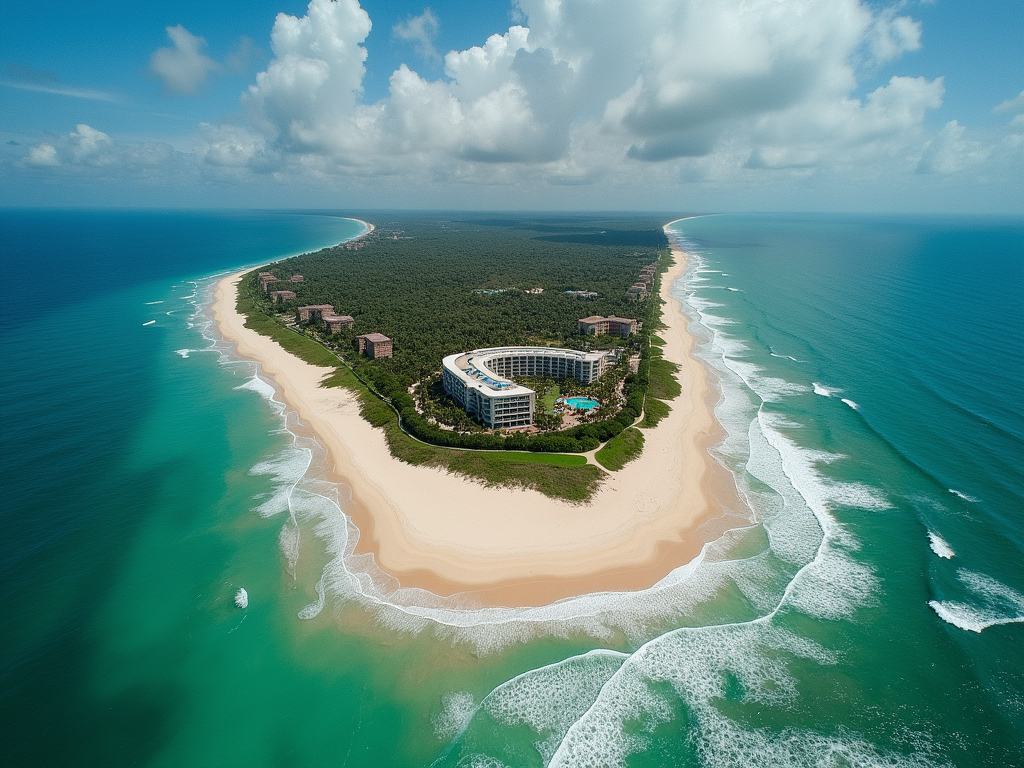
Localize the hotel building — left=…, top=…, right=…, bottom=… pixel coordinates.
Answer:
left=577, top=315, right=638, bottom=337
left=441, top=346, right=610, bottom=429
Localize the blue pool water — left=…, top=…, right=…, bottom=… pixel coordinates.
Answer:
left=566, top=397, right=600, bottom=410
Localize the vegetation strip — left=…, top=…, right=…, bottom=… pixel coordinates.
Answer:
left=594, top=427, right=646, bottom=471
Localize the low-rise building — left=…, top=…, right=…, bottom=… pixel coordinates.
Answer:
left=270, top=290, right=297, bottom=303
left=322, top=314, right=355, bottom=333
left=355, top=333, right=393, bottom=358
left=564, top=290, right=598, bottom=298
left=577, top=315, right=638, bottom=337
left=259, top=272, right=279, bottom=292
left=297, top=304, right=335, bottom=322
left=289, top=274, right=304, bottom=282
left=627, top=283, right=649, bottom=299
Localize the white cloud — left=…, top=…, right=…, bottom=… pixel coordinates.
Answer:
left=1, top=81, right=120, bottom=102
left=225, top=36, right=261, bottom=73
left=393, top=8, right=440, bottom=61
left=26, top=143, right=59, bottom=166
left=229, top=0, right=946, bottom=179
left=150, top=25, right=221, bottom=95
left=994, top=90, right=1024, bottom=114
left=243, top=0, right=372, bottom=154
left=198, top=123, right=269, bottom=168
left=868, top=9, right=922, bottom=65
left=917, top=120, right=990, bottom=174
left=21, top=125, right=178, bottom=175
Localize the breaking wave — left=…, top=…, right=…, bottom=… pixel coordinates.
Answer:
left=812, top=382, right=841, bottom=397
left=929, top=568, right=1024, bottom=633
left=928, top=531, right=955, bottom=559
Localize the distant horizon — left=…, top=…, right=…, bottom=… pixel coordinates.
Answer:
left=4, top=206, right=1023, bottom=218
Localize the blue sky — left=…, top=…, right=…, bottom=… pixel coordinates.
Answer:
left=1, top=0, right=1021, bottom=212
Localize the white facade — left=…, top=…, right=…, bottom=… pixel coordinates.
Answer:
left=441, top=346, right=610, bottom=428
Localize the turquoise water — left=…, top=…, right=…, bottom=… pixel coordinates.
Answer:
left=2, top=211, right=1022, bottom=766
left=566, top=397, right=600, bottom=410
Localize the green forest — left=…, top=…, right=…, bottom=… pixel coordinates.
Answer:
left=238, top=214, right=680, bottom=496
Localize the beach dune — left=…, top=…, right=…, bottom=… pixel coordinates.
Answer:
left=212, top=226, right=742, bottom=606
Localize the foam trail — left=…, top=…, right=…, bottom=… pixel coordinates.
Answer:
left=929, top=569, right=1024, bottom=633
left=929, top=602, right=1024, bottom=633
left=928, top=531, right=955, bottom=559
left=812, top=382, right=841, bottom=397
left=234, top=374, right=279, bottom=403
left=145, top=300, right=164, bottom=305
left=175, top=349, right=190, bottom=359
left=948, top=488, right=979, bottom=503
left=841, top=398, right=859, bottom=411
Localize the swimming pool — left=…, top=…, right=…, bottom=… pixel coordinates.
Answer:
left=565, top=397, right=600, bottom=411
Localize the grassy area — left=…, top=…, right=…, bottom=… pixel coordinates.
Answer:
left=380, top=412, right=604, bottom=501
left=639, top=397, right=670, bottom=428
left=648, top=356, right=682, bottom=400
left=541, top=385, right=561, bottom=412
left=651, top=335, right=667, bottom=347
left=594, top=428, right=645, bottom=471
left=242, top=297, right=607, bottom=501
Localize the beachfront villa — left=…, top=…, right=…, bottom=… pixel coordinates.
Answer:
left=259, top=272, right=304, bottom=291
left=323, top=313, right=355, bottom=333
left=297, top=304, right=354, bottom=333
left=442, top=346, right=611, bottom=428
left=297, top=304, right=336, bottom=322
left=355, top=333, right=393, bottom=359
left=577, top=315, right=638, bottom=337
left=270, top=290, right=297, bottom=303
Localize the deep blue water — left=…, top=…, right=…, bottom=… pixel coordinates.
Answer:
left=0, top=211, right=367, bottom=766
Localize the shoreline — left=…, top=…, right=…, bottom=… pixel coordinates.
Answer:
left=211, top=221, right=749, bottom=607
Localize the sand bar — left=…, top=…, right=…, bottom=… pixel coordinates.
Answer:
left=212, top=222, right=745, bottom=606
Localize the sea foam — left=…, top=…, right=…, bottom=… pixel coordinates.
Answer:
left=928, top=531, right=955, bottom=559
left=929, top=568, right=1024, bottom=633
left=948, top=488, right=979, bottom=503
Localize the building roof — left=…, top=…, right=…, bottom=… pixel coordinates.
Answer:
left=443, top=346, right=608, bottom=398
left=358, top=332, right=391, bottom=342
left=322, top=314, right=354, bottom=322
left=579, top=315, right=635, bottom=324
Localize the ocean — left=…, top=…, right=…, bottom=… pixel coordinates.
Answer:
left=1, top=210, right=1021, bottom=766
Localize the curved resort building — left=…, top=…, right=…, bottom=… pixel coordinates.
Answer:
left=442, top=346, right=610, bottom=429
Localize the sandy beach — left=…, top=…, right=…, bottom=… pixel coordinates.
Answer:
left=212, top=223, right=745, bottom=606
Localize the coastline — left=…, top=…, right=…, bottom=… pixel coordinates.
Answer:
left=211, top=222, right=748, bottom=606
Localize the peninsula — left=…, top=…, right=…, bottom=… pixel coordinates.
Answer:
left=212, top=216, right=744, bottom=605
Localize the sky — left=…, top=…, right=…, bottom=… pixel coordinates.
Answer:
left=1, top=0, right=1021, bottom=213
